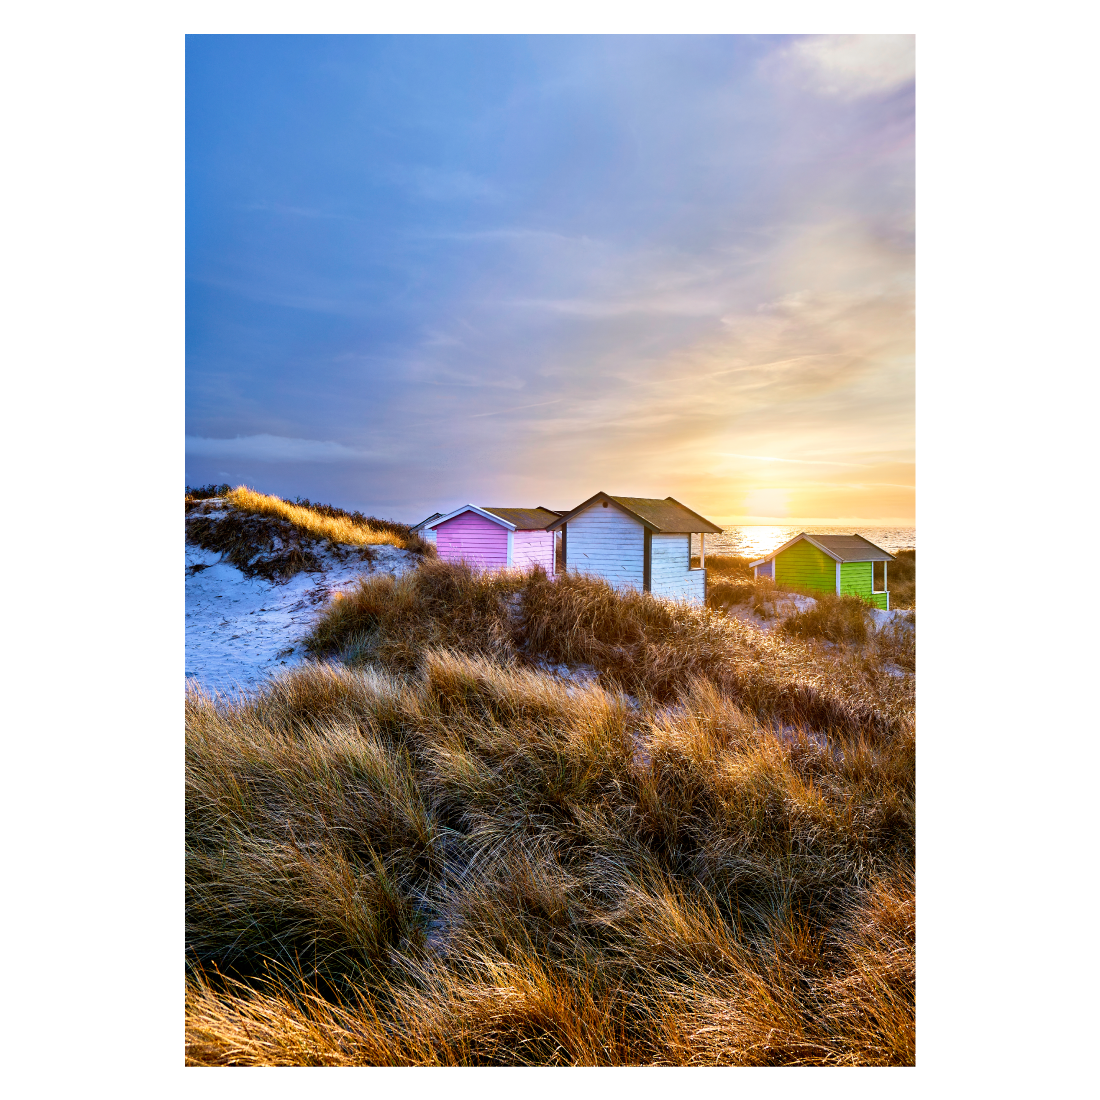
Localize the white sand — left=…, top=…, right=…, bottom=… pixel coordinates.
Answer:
left=185, top=517, right=418, bottom=697
left=869, top=607, right=915, bottom=631
left=721, top=591, right=817, bottom=631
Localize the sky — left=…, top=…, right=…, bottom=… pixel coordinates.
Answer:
left=186, top=34, right=914, bottom=525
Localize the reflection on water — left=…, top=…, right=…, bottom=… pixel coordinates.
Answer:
left=694, top=526, right=916, bottom=561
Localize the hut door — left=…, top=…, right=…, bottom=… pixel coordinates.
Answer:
left=643, top=530, right=652, bottom=592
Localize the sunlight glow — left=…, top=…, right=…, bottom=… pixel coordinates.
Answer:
left=720, top=452, right=869, bottom=468
left=742, top=488, right=790, bottom=518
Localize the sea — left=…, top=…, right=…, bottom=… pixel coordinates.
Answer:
left=696, top=526, right=916, bottom=561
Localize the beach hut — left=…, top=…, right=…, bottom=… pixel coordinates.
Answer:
left=424, top=505, right=559, bottom=572
left=410, top=512, right=443, bottom=545
left=749, top=533, right=895, bottom=610
left=546, top=492, right=724, bottom=604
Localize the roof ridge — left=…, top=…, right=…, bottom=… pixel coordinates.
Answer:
left=546, top=491, right=722, bottom=534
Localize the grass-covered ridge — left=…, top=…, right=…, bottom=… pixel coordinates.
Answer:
left=306, top=561, right=913, bottom=733
left=186, top=560, right=915, bottom=1065
left=222, top=486, right=409, bottom=548
left=185, top=486, right=432, bottom=583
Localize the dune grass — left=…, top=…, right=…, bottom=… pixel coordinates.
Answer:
left=185, top=482, right=231, bottom=502
left=706, top=575, right=786, bottom=619
left=187, top=650, right=914, bottom=1066
left=702, top=553, right=824, bottom=619
left=698, top=552, right=755, bottom=581
left=186, top=558, right=915, bottom=1064
left=224, top=486, right=408, bottom=548
left=888, top=550, right=916, bottom=610
left=306, top=560, right=912, bottom=735
left=780, top=591, right=872, bottom=645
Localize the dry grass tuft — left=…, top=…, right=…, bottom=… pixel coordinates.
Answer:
left=706, top=575, right=789, bottom=619
left=226, top=486, right=407, bottom=548
left=780, top=592, right=872, bottom=644
left=306, top=559, right=525, bottom=671
left=186, top=645, right=914, bottom=1065
left=304, top=562, right=913, bottom=736
left=519, top=569, right=912, bottom=735
left=185, top=482, right=231, bottom=502
left=185, top=509, right=330, bottom=582
left=699, top=552, right=755, bottom=581
left=888, top=550, right=916, bottom=610
left=867, top=618, right=916, bottom=674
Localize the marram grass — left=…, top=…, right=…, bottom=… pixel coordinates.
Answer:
left=186, top=561, right=914, bottom=1065
left=226, top=486, right=406, bottom=548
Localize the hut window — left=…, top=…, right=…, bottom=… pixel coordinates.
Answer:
left=873, top=561, right=886, bottom=592
left=689, top=532, right=705, bottom=569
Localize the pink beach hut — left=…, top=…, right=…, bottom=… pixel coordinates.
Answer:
left=424, top=505, right=560, bottom=573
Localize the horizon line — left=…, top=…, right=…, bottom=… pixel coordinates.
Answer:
left=712, top=516, right=916, bottom=527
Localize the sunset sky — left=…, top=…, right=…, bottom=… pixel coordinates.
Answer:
left=186, top=34, right=914, bottom=525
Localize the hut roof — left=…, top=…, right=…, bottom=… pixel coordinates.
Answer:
left=812, top=534, right=895, bottom=562
left=547, top=492, right=724, bottom=534
left=481, top=507, right=561, bottom=530
left=423, top=504, right=560, bottom=531
left=424, top=505, right=514, bottom=530
left=749, top=532, right=895, bottom=567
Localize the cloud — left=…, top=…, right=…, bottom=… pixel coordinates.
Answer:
left=187, top=37, right=913, bottom=521
left=185, top=435, right=378, bottom=463
left=466, top=398, right=563, bottom=420
left=503, top=294, right=722, bottom=318
left=421, top=330, right=463, bottom=347
left=780, top=35, right=915, bottom=101
left=718, top=452, right=871, bottom=468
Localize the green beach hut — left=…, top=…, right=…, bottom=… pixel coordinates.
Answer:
left=749, top=533, right=895, bottom=610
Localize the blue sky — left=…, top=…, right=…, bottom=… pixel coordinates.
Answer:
left=186, top=34, right=914, bottom=524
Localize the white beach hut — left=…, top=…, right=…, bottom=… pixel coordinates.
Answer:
left=546, top=492, right=724, bottom=604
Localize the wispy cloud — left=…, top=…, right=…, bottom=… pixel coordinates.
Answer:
left=186, top=435, right=379, bottom=463
left=414, top=227, right=593, bottom=245
left=383, top=166, right=503, bottom=203
left=421, top=330, right=463, bottom=348
left=503, top=294, right=723, bottom=318
left=467, top=398, right=564, bottom=419
left=718, top=453, right=872, bottom=468
left=776, top=35, right=915, bottom=101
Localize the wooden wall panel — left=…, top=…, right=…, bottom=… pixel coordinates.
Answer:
left=435, top=511, right=508, bottom=570
left=565, top=505, right=644, bottom=590
left=775, top=539, right=836, bottom=595
left=650, top=533, right=705, bottom=603
left=512, top=529, right=554, bottom=573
